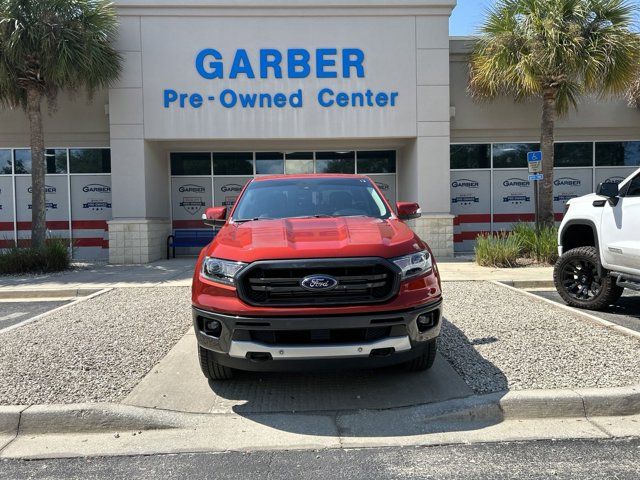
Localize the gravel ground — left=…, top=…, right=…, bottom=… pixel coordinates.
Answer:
left=0, top=287, right=191, bottom=405
left=440, top=281, right=640, bottom=394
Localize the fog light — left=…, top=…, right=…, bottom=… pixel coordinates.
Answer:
left=416, top=313, right=435, bottom=333
left=204, top=319, right=222, bottom=337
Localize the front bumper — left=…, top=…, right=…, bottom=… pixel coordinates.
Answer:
left=192, top=299, right=442, bottom=372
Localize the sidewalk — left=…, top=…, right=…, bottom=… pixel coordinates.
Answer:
left=0, top=257, right=553, bottom=293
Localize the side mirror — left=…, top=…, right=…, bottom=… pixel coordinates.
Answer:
left=396, top=202, right=421, bottom=221
left=596, top=182, right=619, bottom=200
left=202, top=206, right=227, bottom=227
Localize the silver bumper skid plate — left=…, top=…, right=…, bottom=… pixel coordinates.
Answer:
left=228, top=336, right=412, bottom=360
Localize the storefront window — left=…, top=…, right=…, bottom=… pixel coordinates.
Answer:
left=450, top=144, right=490, bottom=169
left=170, top=152, right=210, bottom=176
left=0, top=150, right=11, bottom=174
left=212, top=152, right=253, bottom=175
left=554, top=142, right=593, bottom=167
left=255, top=152, right=284, bottom=175
left=315, top=151, right=355, bottom=174
left=285, top=152, right=314, bottom=174
left=70, top=149, right=112, bottom=174
left=596, top=142, right=640, bottom=167
left=46, top=149, right=68, bottom=173
left=493, top=143, right=539, bottom=169
left=357, top=151, right=396, bottom=174
left=13, top=149, right=31, bottom=174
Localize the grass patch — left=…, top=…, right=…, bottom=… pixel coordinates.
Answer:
left=510, top=223, right=559, bottom=265
left=474, top=233, right=522, bottom=268
left=0, top=238, right=71, bottom=275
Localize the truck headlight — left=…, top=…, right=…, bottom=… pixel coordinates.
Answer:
left=201, top=257, right=247, bottom=285
left=391, top=250, right=433, bottom=280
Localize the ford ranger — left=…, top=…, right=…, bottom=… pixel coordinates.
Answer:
left=555, top=167, right=640, bottom=310
left=192, top=174, right=443, bottom=380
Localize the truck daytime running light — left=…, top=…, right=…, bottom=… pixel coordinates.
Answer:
left=391, top=251, right=433, bottom=280
left=201, top=257, right=247, bottom=285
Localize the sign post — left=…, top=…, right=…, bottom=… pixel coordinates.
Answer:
left=527, top=151, right=543, bottom=234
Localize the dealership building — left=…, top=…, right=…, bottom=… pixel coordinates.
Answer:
left=0, top=0, right=639, bottom=263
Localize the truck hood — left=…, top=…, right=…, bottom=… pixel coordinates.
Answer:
left=567, top=193, right=599, bottom=206
left=205, top=216, right=426, bottom=263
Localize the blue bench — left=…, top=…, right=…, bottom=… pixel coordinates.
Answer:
left=167, top=229, right=217, bottom=258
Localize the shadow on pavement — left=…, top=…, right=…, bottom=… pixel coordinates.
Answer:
left=206, top=317, right=509, bottom=438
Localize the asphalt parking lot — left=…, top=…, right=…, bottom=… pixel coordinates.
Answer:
left=530, top=290, right=640, bottom=333
left=0, top=300, right=70, bottom=332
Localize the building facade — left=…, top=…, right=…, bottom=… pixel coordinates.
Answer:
left=0, top=0, right=638, bottom=263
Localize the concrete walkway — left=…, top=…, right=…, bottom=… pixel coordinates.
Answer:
left=0, top=257, right=552, bottom=292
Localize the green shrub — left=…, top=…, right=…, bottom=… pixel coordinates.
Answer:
left=0, top=238, right=71, bottom=275
left=474, top=232, right=522, bottom=268
left=510, top=222, right=558, bottom=265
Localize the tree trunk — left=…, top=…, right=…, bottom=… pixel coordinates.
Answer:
left=26, top=87, right=47, bottom=250
left=538, top=88, right=556, bottom=228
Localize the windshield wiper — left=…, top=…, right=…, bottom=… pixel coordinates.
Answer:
left=233, top=217, right=275, bottom=223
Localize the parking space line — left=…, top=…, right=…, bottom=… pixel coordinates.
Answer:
left=0, top=312, right=26, bottom=322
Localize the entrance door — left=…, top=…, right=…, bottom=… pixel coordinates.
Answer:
left=600, top=172, right=640, bottom=271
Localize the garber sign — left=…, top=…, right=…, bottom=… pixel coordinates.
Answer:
left=163, top=48, right=399, bottom=111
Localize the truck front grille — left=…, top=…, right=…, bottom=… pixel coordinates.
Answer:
left=236, top=258, right=400, bottom=307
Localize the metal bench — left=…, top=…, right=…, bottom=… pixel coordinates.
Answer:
left=167, top=229, right=217, bottom=258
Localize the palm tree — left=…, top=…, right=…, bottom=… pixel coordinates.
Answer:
left=469, top=0, right=640, bottom=227
left=0, top=0, right=121, bottom=249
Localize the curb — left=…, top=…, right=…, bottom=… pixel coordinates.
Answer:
left=0, top=288, right=103, bottom=300
left=1, top=385, right=638, bottom=437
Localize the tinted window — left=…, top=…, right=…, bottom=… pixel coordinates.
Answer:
left=0, top=150, right=11, bottom=174
left=46, top=149, right=67, bottom=174
left=315, top=151, right=355, bottom=174
left=70, top=149, right=111, bottom=173
left=255, top=152, right=284, bottom=175
left=170, top=152, right=210, bottom=176
left=493, top=143, right=539, bottom=169
left=233, top=178, right=389, bottom=220
left=357, top=151, right=396, bottom=174
left=212, top=152, right=253, bottom=175
left=450, top=144, right=490, bottom=169
left=596, top=142, right=640, bottom=167
left=285, top=152, right=314, bottom=174
left=624, top=174, right=640, bottom=197
left=554, top=143, right=592, bottom=167
left=13, top=149, right=31, bottom=174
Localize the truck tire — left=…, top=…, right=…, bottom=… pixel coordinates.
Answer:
left=404, top=339, right=437, bottom=372
left=554, top=246, right=624, bottom=311
left=198, top=346, right=234, bottom=381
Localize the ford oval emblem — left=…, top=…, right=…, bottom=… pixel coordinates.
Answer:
left=300, top=275, right=338, bottom=292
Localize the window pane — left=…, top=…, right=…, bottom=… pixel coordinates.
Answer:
left=170, top=152, right=210, bottom=176
left=554, top=143, right=592, bottom=167
left=357, top=151, right=396, bottom=174
left=450, top=144, right=490, bottom=169
left=625, top=175, right=640, bottom=197
left=286, top=159, right=314, bottom=174
left=255, top=152, right=284, bottom=175
left=493, top=143, right=539, bottom=169
left=69, top=149, right=111, bottom=173
left=13, top=149, right=31, bottom=174
left=315, top=151, right=355, bottom=174
left=0, top=150, right=11, bottom=174
left=596, top=142, right=640, bottom=167
left=285, top=152, right=313, bottom=160
left=46, top=149, right=67, bottom=174
left=212, top=152, right=253, bottom=175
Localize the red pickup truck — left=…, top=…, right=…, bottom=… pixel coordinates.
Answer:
left=192, top=174, right=443, bottom=380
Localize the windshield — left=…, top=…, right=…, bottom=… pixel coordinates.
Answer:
left=232, top=177, right=391, bottom=221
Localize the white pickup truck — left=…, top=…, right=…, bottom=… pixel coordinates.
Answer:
left=554, top=167, right=640, bottom=310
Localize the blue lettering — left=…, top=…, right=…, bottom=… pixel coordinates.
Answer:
left=318, top=88, right=334, bottom=107
left=316, top=48, right=337, bottom=78
left=342, top=48, right=365, bottom=78
left=287, top=49, right=311, bottom=78
left=259, top=93, right=272, bottom=108
left=190, top=93, right=203, bottom=108
left=273, top=93, right=287, bottom=108
left=229, top=49, right=255, bottom=79
left=239, top=92, right=258, bottom=107
left=163, top=89, right=178, bottom=108
left=195, top=49, right=223, bottom=79
left=260, top=49, right=283, bottom=78
left=290, top=89, right=303, bottom=108
left=220, top=89, right=237, bottom=108
left=335, top=92, right=349, bottom=107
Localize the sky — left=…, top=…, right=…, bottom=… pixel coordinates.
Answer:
left=449, top=0, right=640, bottom=36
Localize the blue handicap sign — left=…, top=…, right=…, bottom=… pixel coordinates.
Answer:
left=528, top=173, right=544, bottom=181
left=527, top=151, right=543, bottom=163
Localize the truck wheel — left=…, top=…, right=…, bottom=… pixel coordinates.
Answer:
left=554, top=246, right=624, bottom=311
left=404, top=339, right=437, bottom=372
left=198, top=346, right=234, bottom=381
